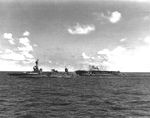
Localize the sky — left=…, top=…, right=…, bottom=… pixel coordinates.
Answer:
left=1, top=0, right=150, bottom=72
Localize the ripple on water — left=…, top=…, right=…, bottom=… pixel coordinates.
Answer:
left=1, top=72, right=150, bottom=118
left=17, top=114, right=36, bottom=118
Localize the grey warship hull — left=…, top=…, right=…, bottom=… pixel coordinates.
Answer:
left=75, top=70, right=120, bottom=76
left=9, top=72, right=48, bottom=78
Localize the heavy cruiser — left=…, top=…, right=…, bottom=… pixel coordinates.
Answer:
left=9, top=59, right=46, bottom=78
left=9, top=59, right=73, bottom=78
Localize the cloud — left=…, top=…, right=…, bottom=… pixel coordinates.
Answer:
left=8, top=40, right=15, bottom=45
left=3, top=33, right=12, bottom=39
left=82, top=52, right=108, bottom=70
left=48, top=60, right=52, bottom=63
left=68, top=23, right=95, bottom=35
left=33, top=44, right=38, bottom=47
left=120, top=38, right=126, bottom=42
left=95, top=11, right=122, bottom=24
left=109, top=11, right=122, bottom=23
left=23, top=31, right=30, bottom=36
left=0, top=32, right=35, bottom=71
left=0, top=59, right=32, bottom=71
left=18, top=37, right=34, bottom=59
left=0, top=49, right=25, bottom=61
left=81, top=36, right=150, bottom=72
left=0, top=47, right=34, bottom=61
left=21, top=51, right=34, bottom=59
left=19, top=37, right=30, bottom=46
left=3, top=33, right=15, bottom=45
left=144, top=36, right=150, bottom=44
left=82, top=52, right=90, bottom=59
left=97, top=37, right=150, bottom=72
left=82, top=52, right=95, bottom=60
left=18, top=37, right=33, bottom=52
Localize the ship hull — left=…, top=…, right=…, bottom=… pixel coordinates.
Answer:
left=9, top=72, right=72, bottom=78
left=75, top=70, right=120, bottom=76
left=9, top=72, right=48, bottom=78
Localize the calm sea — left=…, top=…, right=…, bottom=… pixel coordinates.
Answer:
left=1, top=72, right=150, bottom=118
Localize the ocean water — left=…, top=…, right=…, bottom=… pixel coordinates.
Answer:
left=1, top=72, right=150, bottom=118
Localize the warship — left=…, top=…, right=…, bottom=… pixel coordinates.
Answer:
left=9, top=59, right=73, bottom=78
left=75, top=65, right=120, bottom=76
left=9, top=59, right=47, bottom=78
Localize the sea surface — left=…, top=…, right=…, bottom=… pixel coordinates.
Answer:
left=1, top=72, right=150, bottom=118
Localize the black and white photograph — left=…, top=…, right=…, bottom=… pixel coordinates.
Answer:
left=0, top=0, right=150, bottom=117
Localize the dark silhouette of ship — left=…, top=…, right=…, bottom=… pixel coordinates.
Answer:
left=9, top=59, right=73, bottom=78
left=9, top=61, right=120, bottom=78
left=9, top=59, right=45, bottom=77
left=75, top=65, right=120, bottom=76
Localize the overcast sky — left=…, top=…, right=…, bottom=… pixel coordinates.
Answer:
left=0, top=0, right=150, bottom=71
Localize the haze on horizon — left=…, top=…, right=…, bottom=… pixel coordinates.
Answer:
left=0, top=0, right=150, bottom=72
